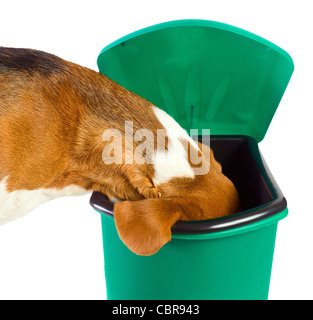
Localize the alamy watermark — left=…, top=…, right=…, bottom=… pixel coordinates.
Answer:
left=102, top=121, right=211, bottom=175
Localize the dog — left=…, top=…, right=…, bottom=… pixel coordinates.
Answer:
left=0, top=47, right=241, bottom=255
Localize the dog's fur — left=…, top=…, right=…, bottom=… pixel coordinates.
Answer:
left=0, top=47, right=240, bottom=255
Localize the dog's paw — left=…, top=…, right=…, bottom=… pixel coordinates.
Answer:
left=138, top=186, right=160, bottom=199
left=124, top=167, right=160, bottom=199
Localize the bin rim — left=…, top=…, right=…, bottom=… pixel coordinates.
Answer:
left=90, top=192, right=287, bottom=240
left=93, top=204, right=288, bottom=240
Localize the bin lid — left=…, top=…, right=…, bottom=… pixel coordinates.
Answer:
left=97, top=19, right=294, bottom=142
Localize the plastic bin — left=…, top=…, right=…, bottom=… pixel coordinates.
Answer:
left=90, top=20, right=294, bottom=300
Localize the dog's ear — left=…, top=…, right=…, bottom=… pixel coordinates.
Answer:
left=114, top=198, right=188, bottom=256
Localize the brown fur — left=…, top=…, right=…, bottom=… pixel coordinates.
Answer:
left=0, top=47, right=240, bottom=255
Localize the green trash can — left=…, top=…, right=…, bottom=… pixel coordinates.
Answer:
left=90, top=20, right=294, bottom=300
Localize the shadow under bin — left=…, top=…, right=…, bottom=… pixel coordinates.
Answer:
left=89, top=19, right=294, bottom=300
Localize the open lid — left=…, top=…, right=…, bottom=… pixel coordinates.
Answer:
left=97, top=20, right=294, bottom=142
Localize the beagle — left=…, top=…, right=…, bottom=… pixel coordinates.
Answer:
left=0, top=47, right=240, bottom=255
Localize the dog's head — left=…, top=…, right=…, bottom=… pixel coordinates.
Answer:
left=113, top=141, right=241, bottom=256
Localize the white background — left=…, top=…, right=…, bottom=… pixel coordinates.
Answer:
left=0, top=0, right=312, bottom=300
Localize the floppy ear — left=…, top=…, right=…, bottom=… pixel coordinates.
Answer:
left=114, top=198, right=187, bottom=256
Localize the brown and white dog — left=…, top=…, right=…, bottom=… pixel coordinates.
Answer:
left=0, top=47, right=240, bottom=255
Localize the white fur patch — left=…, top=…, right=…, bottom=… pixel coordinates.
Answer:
left=152, top=107, right=198, bottom=185
left=0, top=176, right=87, bottom=225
